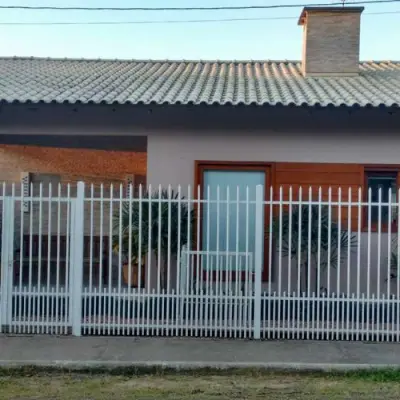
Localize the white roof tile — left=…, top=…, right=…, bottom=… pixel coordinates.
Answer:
left=0, top=57, right=399, bottom=107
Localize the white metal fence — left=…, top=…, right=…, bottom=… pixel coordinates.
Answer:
left=0, top=182, right=400, bottom=341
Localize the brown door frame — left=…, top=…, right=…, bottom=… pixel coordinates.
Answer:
left=194, top=161, right=274, bottom=282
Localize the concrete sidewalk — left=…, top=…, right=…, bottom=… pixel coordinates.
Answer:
left=0, top=336, right=399, bottom=371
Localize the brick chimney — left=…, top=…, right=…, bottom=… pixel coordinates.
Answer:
left=298, top=7, right=364, bottom=77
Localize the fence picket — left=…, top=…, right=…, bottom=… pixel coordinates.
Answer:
left=253, top=185, right=263, bottom=340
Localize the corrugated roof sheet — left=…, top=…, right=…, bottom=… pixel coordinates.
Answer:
left=0, top=57, right=399, bottom=107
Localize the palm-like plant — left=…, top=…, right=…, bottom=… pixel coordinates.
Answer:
left=274, top=205, right=357, bottom=293
left=113, top=188, right=195, bottom=289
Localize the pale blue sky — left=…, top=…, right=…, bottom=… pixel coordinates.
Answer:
left=0, top=0, right=399, bottom=60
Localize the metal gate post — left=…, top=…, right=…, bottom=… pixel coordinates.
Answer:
left=0, top=196, right=15, bottom=332
left=253, top=185, right=264, bottom=340
left=70, top=182, right=85, bottom=336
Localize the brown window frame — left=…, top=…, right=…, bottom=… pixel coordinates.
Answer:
left=194, top=161, right=274, bottom=282
left=363, top=165, right=400, bottom=233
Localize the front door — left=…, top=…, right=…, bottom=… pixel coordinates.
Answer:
left=196, top=163, right=271, bottom=283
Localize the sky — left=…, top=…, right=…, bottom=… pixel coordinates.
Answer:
left=0, top=0, right=399, bottom=60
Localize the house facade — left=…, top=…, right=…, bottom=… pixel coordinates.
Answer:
left=0, top=6, right=400, bottom=338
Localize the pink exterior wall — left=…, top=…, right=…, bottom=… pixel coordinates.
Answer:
left=146, top=128, right=400, bottom=295
left=147, top=131, right=400, bottom=188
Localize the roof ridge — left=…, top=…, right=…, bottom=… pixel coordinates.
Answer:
left=0, top=56, right=301, bottom=63
left=0, top=56, right=399, bottom=64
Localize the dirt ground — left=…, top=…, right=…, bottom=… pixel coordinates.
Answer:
left=1, top=371, right=400, bottom=399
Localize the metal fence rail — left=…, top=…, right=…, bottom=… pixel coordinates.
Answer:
left=0, top=182, right=399, bottom=341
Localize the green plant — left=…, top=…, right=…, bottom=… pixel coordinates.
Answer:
left=113, top=189, right=195, bottom=289
left=274, top=205, right=357, bottom=293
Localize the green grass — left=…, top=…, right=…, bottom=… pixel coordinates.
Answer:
left=1, top=368, right=400, bottom=399
left=2, top=365, right=400, bottom=381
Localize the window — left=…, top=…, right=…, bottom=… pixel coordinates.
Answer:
left=195, top=162, right=271, bottom=281
left=366, top=172, right=398, bottom=226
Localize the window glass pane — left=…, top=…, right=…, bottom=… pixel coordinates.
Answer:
left=367, top=174, right=397, bottom=223
left=202, top=170, right=265, bottom=271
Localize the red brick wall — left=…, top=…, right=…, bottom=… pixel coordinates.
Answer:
left=0, top=144, right=147, bottom=183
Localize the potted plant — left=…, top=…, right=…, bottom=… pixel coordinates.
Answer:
left=274, top=204, right=356, bottom=293
left=112, top=201, right=148, bottom=288
left=273, top=204, right=356, bottom=322
left=113, top=188, right=195, bottom=290
left=117, top=251, right=146, bottom=289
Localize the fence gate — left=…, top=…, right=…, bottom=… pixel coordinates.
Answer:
left=78, top=183, right=264, bottom=338
left=0, top=186, right=75, bottom=334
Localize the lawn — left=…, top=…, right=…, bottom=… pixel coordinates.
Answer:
left=1, top=369, right=400, bottom=399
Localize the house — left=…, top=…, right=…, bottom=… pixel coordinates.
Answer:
left=0, top=6, right=400, bottom=338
